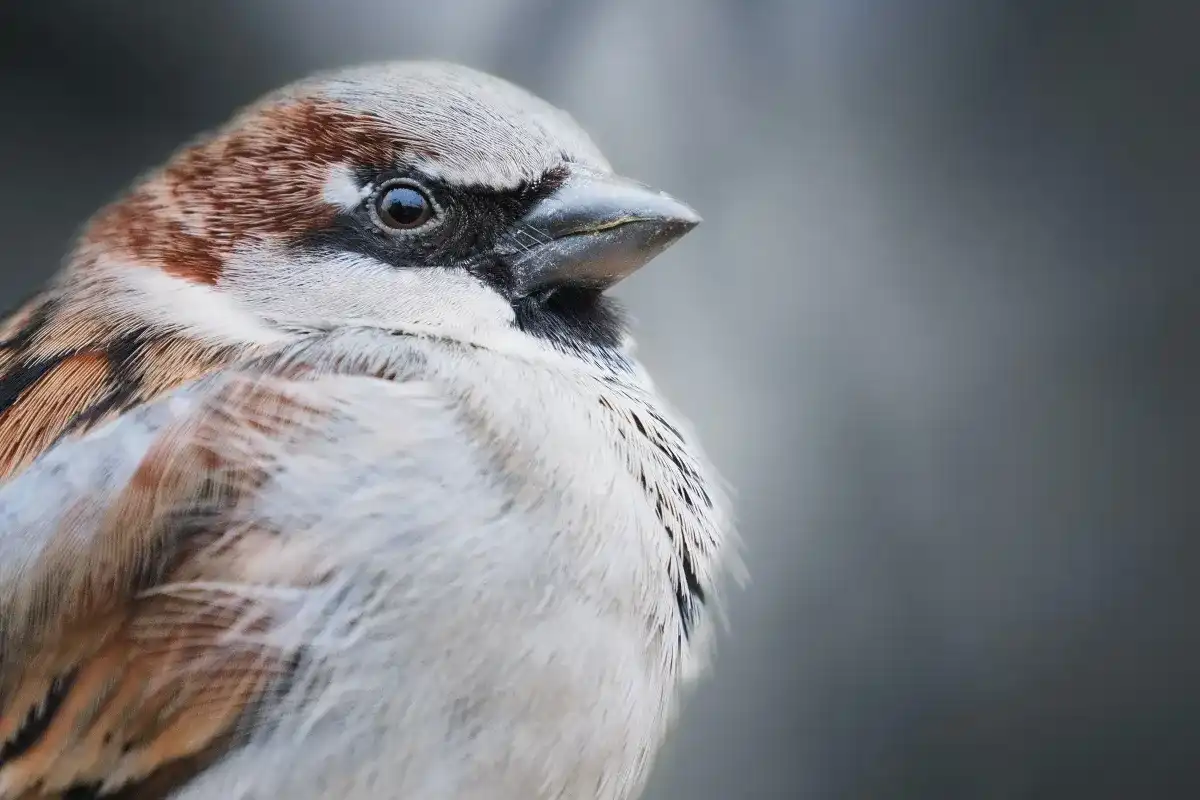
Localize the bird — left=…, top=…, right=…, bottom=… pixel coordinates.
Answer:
left=0, top=61, right=735, bottom=799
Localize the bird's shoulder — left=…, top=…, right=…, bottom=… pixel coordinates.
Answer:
left=0, top=291, right=236, bottom=483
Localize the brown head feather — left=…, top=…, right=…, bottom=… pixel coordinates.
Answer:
left=80, top=100, right=399, bottom=286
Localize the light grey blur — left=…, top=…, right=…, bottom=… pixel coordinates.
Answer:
left=1, top=2, right=1196, bottom=798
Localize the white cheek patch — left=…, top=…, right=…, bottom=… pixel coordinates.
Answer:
left=322, top=164, right=372, bottom=212
left=79, top=258, right=291, bottom=346
left=220, top=244, right=527, bottom=347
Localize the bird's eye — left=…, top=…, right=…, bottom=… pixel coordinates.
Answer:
left=373, top=183, right=435, bottom=231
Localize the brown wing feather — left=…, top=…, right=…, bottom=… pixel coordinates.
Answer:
left=0, top=295, right=235, bottom=481
left=0, top=373, right=332, bottom=799
left=0, top=352, right=113, bottom=479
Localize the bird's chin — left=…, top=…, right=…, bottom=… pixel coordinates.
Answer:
left=522, top=282, right=605, bottom=313
left=512, top=284, right=628, bottom=356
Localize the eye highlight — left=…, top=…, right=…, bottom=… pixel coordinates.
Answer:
left=372, top=181, right=436, bottom=231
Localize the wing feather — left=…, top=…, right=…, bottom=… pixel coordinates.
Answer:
left=0, top=370, right=340, bottom=798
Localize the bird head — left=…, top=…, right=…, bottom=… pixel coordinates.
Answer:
left=70, top=61, right=700, bottom=366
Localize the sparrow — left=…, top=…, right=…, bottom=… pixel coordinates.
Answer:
left=0, top=61, right=734, bottom=799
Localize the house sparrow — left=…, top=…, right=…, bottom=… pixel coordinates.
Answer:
left=0, top=61, right=734, bottom=799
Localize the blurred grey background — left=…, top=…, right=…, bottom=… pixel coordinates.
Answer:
left=1, top=1, right=1197, bottom=797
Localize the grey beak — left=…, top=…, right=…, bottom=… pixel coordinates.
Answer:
left=505, top=170, right=701, bottom=298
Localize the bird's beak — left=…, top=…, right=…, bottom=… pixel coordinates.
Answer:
left=506, top=169, right=701, bottom=298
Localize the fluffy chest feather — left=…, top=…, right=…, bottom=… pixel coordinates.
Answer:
left=263, top=328, right=730, bottom=664
left=185, top=329, right=733, bottom=799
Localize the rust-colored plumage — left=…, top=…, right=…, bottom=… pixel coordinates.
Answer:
left=80, top=99, right=402, bottom=286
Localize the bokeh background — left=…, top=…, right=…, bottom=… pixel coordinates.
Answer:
left=1, top=1, right=1196, bottom=797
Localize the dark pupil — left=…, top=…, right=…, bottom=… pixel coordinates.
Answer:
left=380, top=187, right=428, bottom=227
